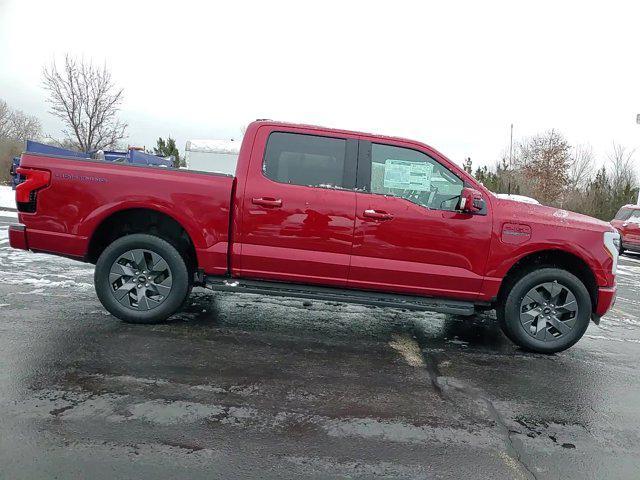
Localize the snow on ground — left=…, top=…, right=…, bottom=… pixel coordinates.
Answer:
left=0, top=224, right=94, bottom=299
left=0, top=185, right=16, bottom=211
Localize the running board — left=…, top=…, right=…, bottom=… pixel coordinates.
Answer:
left=203, top=277, right=477, bottom=316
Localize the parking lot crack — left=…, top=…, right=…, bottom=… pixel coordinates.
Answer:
left=412, top=339, right=538, bottom=480
left=437, top=375, right=538, bottom=479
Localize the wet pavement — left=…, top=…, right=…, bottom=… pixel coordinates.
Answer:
left=1, top=214, right=640, bottom=479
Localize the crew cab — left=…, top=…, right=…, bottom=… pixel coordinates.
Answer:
left=611, top=205, right=640, bottom=255
left=9, top=120, right=620, bottom=353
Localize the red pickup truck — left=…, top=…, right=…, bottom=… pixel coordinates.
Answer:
left=611, top=204, right=640, bottom=255
left=9, top=120, right=620, bottom=353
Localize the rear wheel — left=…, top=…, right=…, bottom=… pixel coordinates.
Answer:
left=498, top=268, right=591, bottom=353
left=95, top=234, right=191, bottom=324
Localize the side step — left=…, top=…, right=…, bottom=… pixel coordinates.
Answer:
left=203, top=277, right=477, bottom=316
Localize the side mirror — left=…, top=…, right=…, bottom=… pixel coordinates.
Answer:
left=459, top=187, right=485, bottom=213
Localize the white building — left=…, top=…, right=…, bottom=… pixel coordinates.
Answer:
left=184, top=139, right=241, bottom=175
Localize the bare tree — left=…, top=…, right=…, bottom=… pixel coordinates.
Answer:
left=9, top=109, right=42, bottom=142
left=568, top=144, right=595, bottom=191
left=515, top=129, right=571, bottom=205
left=608, top=142, right=636, bottom=191
left=42, top=55, right=127, bottom=151
left=0, top=99, right=11, bottom=139
left=0, top=98, right=42, bottom=141
left=0, top=99, right=42, bottom=184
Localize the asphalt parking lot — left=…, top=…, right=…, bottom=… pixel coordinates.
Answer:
left=1, top=213, right=640, bottom=479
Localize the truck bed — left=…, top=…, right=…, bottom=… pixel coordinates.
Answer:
left=16, top=153, right=235, bottom=275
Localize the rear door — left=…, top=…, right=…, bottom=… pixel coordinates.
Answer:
left=236, top=126, right=358, bottom=287
left=348, top=140, right=492, bottom=300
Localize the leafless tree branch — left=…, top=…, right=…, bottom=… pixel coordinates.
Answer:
left=42, top=55, right=127, bottom=151
left=568, top=144, right=595, bottom=191
left=0, top=98, right=42, bottom=142
left=608, top=142, right=636, bottom=192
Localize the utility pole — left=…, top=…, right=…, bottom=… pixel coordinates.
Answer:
left=509, top=123, right=513, bottom=167
left=508, top=123, right=513, bottom=195
left=637, top=114, right=640, bottom=205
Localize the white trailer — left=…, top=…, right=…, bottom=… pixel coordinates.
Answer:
left=184, top=139, right=241, bottom=175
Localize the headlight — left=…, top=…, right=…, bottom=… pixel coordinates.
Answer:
left=604, top=231, right=620, bottom=274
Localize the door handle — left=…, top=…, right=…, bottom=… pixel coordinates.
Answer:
left=363, top=209, right=394, bottom=220
left=252, top=197, right=282, bottom=208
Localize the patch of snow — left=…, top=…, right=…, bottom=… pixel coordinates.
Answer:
left=553, top=209, right=569, bottom=219
left=585, top=334, right=640, bottom=344
left=446, top=339, right=469, bottom=347
left=621, top=255, right=640, bottom=265
left=616, top=265, right=639, bottom=277
left=495, top=193, right=540, bottom=205
left=0, top=185, right=16, bottom=210
left=0, top=209, right=18, bottom=219
left=2, top=275, right=93, bottom=291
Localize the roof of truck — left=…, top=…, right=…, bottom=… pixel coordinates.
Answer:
left=252, top=120, right=423, bottom=146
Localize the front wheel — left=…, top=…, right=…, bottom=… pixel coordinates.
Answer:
left=498, top=268, right=592, bottom=354
left=94, top=234, right=191, bottom=324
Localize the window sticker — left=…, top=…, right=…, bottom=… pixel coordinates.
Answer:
left=383, top=159, right=433, bottom=191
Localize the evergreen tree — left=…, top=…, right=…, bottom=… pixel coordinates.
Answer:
left=154, top=137, right=181, bottom=168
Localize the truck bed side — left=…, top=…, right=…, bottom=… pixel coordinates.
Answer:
left=16, top=153, right=234, bottom=275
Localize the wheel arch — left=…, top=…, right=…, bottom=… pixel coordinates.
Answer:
left=497, top=249, right=598, bottom=311
left=86, top=207, right=198, bottom=274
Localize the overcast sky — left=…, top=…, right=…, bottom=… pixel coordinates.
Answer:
left=1, top=0, right=639, bottom=171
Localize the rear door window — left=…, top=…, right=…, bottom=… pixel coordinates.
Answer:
left=263, top=132, right=348, bottom=189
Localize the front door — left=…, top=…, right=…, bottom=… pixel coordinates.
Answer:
left=348, top=140, right=492, bottom=300
left=237, top=127, right=358, bottom=287
left=622, top=209, right=640, bottom=249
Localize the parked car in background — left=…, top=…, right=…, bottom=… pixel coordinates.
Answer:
left=9, top=120, right=620, bottom=353
left=611, top=205, right=640, bottom=254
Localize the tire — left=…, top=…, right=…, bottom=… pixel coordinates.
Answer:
left=496, top=306, right=518, bottom=344
left=498, top=268, right=591, bottom=354
left=94, top=234, right=191, bottom=324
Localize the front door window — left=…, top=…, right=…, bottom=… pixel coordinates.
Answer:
left=370, top=143, right=463, bottom=211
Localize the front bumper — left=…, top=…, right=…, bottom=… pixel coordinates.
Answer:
left=592, top=285, right=616, bottom=323
left=8, top=224, right=28, bottom=250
